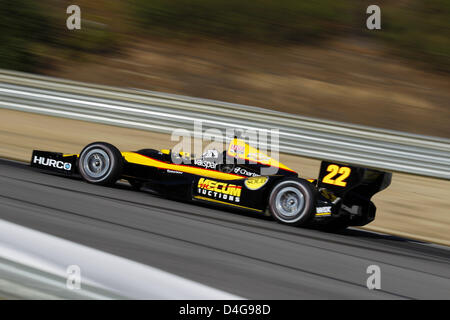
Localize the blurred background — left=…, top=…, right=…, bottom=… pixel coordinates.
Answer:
left=1, top=0, right=449, bottom=137
left=1, top=1, right=450, bottom=299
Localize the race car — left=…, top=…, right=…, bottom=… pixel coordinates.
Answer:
left=30, top=138, right=392, bottom=230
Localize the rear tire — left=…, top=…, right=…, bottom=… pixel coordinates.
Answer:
left=78, top=142, right=123, bottom=186
left=268, top=178, right=316, bottom=226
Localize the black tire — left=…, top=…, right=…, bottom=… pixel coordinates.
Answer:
left=268, top=178, right=316, bottom=226
left=78, top=142, right=123, bottom=186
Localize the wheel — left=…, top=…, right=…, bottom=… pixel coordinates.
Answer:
left=78, top=142, right=123, bottom=186
left=268, top=178, right=316, bottom=226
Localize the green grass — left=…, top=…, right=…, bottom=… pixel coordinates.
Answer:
left=129, top=0, right=352, bottom=43
left=376, top=0, right=450, bottom=72
left=0, top=1, right=51, bottom=71
left=0, top=0, right=448, bottom=73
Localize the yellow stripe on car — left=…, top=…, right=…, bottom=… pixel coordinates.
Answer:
left=121, top=152, right=246, bottom=181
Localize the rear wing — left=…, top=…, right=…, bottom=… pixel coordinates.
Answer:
left=317, top=161, right=392, bottom=200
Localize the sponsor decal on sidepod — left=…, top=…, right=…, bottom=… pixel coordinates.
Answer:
left=244, top=176, right=268, bottom=190
left=197, top=178, right=241, bottom=203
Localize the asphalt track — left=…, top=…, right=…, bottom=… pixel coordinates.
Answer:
left=0, top=159, right=449, bottom=299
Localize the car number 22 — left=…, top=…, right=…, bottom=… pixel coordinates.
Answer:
left=322, top=164, right=351, bottom=187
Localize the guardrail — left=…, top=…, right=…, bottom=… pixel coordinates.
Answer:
left=0, top=69, right=449, bottom=179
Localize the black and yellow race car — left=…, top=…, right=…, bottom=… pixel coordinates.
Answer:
left=30, top=138, right=392, bottom=230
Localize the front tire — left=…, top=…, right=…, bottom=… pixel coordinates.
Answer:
left=268, top=178, right=316, bottom=226
left=78, top=142, right=123, bottom=186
